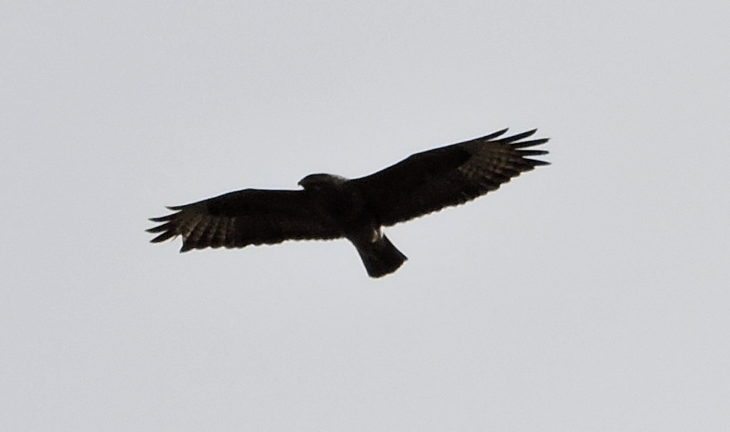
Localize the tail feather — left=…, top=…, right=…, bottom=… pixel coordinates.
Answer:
left=354, top=235, right=407, bottom=278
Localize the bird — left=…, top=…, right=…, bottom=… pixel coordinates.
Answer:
left=147, top=128, right=549, bottom=278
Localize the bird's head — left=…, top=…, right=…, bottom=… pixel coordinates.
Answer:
left=298, top=173, right=347, bottom=190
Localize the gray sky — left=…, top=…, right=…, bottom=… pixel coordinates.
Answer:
left=2, top=1, right=729, bottom=431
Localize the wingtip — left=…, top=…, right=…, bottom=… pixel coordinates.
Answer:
left=517, top=149, right=549, bottom=156
left=480, top=128, right=509, bottom=140
left=525, top=158, right=550, bottom=166
left=146, top=222, right=172, bottom=233
left=509, top=136, right=549, bottom=149
left=501, top=128, right=539, bottom=143
left=150, top=231, right=176, bottom=243
left=149, top=214, right=174, bottom=222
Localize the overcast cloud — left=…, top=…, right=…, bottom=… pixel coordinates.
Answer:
left=2, top=1, right=729, bottom=431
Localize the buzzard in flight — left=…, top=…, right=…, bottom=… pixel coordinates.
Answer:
left=148, top=128, right=549, bottom=277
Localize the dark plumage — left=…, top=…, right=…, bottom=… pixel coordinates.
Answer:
left=148, top=128, right=549, bottom=277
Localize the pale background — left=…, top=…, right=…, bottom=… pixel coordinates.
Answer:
left=2, top=1, right=729, bottom=431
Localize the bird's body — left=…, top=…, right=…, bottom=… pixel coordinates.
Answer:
left=298, top=173, right=370, bottom=236
left=148, top=128, right=549, bottom=277
left=296, top=174, right=407, bottom=277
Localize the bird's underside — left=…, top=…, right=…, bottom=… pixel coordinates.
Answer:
left=148, top=128, right=549, bottom=277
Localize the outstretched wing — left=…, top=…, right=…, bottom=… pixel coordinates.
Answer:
left=351, top=129, right=549, bottom=226
left=147, top=189, right=341, bottom=252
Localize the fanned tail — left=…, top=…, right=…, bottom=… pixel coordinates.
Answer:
left=354, top=235, right=407, bottom=278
